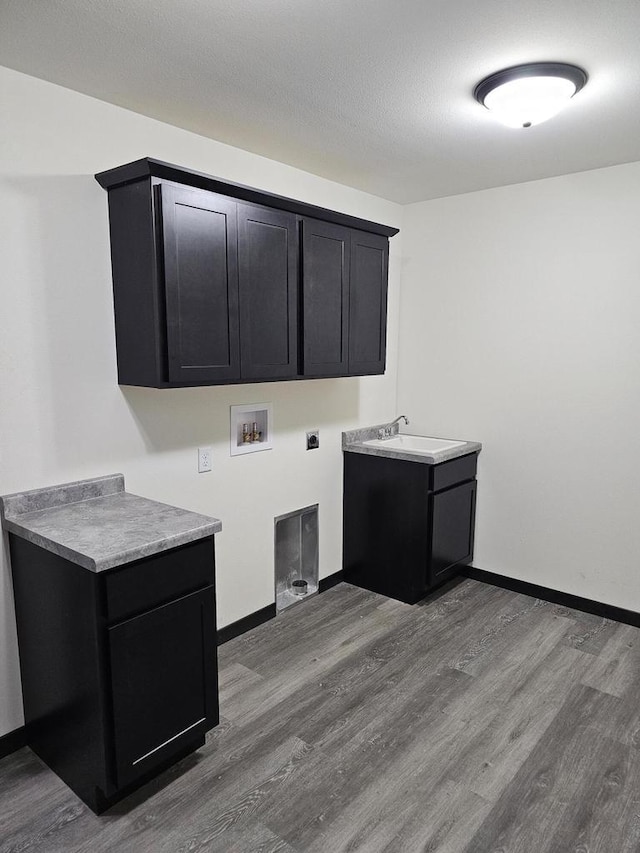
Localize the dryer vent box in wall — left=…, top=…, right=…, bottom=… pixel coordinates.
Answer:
left=274, top=505, right=319, bottom=612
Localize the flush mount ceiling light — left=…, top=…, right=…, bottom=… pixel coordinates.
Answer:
left=474, top=62, right=588, bottom=129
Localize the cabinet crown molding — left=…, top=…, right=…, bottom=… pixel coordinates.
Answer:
left=95, top=157, right=399, bottom=238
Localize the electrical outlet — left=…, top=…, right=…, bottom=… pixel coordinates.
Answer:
left=198, top=446, right=212, bottom=472
left=306, top=430, right=319, bottom=451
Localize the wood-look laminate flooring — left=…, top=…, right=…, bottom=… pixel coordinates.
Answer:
left=2, top=579, right=640, bottom=852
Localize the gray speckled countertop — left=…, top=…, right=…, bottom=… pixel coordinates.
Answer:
left=342, top=423, right=481, bottom=465
left=0, top=474, right=222, bottom=572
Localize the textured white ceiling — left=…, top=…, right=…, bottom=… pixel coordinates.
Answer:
left=2, top=0, right=640, bottom=203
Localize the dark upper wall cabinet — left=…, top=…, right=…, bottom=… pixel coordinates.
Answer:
left=96, top=158, right=398, bottom=387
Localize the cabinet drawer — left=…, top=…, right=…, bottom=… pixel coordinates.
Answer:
left=430, top=453, right=477, bottom=493
left=103, top=537, right=214, bottom=623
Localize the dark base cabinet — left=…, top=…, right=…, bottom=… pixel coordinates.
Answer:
left=9, top=535, right=218, bottom=814
left=343, top=452, right=477, bottom=604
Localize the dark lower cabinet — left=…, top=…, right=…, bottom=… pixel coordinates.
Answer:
left=9, top=535, right=218, bottom=813
left=343, top=451, right=477, bottom=604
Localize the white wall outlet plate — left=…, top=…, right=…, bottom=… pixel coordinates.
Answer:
left=198, top=446, right=213, bottom=473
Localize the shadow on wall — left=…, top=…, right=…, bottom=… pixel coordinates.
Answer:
left=6, top=174, right=124, bottom=470
left=121, top=377, right=360, bottom=453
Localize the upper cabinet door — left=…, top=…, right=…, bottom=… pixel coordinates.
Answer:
left=237, top=205, right=298, bottom=380
left=161, top=185, right=240, bottom=384
left=348, top=231, right=389, bottom=375
left=301, top=219, right=350, bottom=377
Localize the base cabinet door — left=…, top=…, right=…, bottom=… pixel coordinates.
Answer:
left=429, top=480, right=477, bottom=586
left=108, top=586, right=218, bottom=788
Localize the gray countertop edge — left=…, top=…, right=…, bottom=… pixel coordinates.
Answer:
left=342, top=437, right=482, bottom=465
left=90, top=522, right=222, bottom=571
left=3, top=516, right=222, bottom=572
left=1, top=473, right=223, bottom=572
left=2, top=518, right=98, bottom=570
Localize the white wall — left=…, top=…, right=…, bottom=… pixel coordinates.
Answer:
left=398, top=162, right=640, bottom=611
left=0, top=66, right=403, bottom=736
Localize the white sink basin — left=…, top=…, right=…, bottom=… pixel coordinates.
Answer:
left=363, top=434, right=466, bottom=455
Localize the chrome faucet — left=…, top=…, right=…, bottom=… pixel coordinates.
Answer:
left=378, top=415, right=409, bottom=440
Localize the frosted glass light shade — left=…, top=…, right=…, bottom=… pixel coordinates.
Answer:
left=475, top=63, right=587, bottom=129
left=484, top=76, right=577, bottom=128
